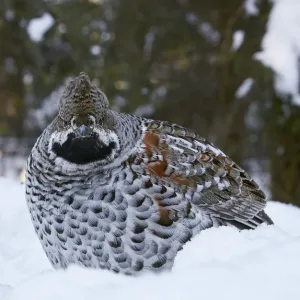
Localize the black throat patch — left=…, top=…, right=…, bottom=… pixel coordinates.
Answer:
left=52, top=132, right=116, bottom=164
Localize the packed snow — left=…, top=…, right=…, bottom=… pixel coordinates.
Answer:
left=0, top=177, right=299, bottom=300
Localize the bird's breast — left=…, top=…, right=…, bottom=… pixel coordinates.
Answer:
left=26, top=164, right=209, bottom=274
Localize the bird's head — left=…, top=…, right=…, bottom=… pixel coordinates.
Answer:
left=48, top=72, right=120, bottom=166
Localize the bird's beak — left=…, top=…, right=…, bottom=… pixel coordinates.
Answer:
left=75, top=125, right=93, bottom=137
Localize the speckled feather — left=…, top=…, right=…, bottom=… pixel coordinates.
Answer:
left=25, top=73, right=273, bottom=275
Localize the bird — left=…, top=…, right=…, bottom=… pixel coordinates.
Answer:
left=25, top=72, right=273, bottom=275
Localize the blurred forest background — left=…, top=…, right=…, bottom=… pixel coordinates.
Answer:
left=0, top=0, right=299, bottom=206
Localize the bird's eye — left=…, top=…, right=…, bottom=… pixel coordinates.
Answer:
left=71, top=117, right=78, bottom=130
left=70, top=115, right=95, bottom=130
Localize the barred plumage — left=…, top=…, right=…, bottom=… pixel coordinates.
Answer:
left=25, top=72, right=273, bottom=275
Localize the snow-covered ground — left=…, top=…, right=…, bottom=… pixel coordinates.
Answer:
left=0, top=177, right=300, bottom=300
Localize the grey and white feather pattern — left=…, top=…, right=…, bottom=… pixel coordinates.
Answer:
left=25, top=72, right=273, bottom=275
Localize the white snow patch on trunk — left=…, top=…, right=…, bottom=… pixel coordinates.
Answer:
left=232, top=30, right=245, bottom=51
left=235, top=78, right=254, bottom=98
left=257, top=0, right=300, bottom=106
left=27, top=13, right=55, bottom=42
left=244, top=0, right=259, bottom=16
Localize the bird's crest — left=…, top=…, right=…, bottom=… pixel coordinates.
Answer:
left=59, top=72, right=109, bottom=121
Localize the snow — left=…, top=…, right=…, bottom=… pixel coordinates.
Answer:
left=199, top=22, right=220, bottom=45
left=232, top=30, right=245, bottom=51
left=27, top=13, right=55, bottom=42
left=4, top=10, right=15, bottom=22
left=244, top=0, right=259, bottom=16
left=235, top=78, right=254, bottom=98
left=0, top=177, right=300, bottom=300
left=90, top=45, right=101, bottom=56
left=257, top=0, right=300, bottom=105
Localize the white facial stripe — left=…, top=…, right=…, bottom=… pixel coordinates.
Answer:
left=48, top=126, right=121, bottom=173
left=93, top=128, right=120, bottom=151
left=48, top=127, right=73, bottom=155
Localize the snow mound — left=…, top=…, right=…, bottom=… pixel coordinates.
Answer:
left=0, top=177, right=300, bottom=300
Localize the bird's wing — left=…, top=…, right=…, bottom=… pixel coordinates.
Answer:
left=131, top=120, right=272, bottom=230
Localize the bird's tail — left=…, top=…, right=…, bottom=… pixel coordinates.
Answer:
left=216, top=210, right=274, bottom=231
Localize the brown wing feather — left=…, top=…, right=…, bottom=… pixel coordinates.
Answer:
left=138, top=120, right=273, bottom=229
